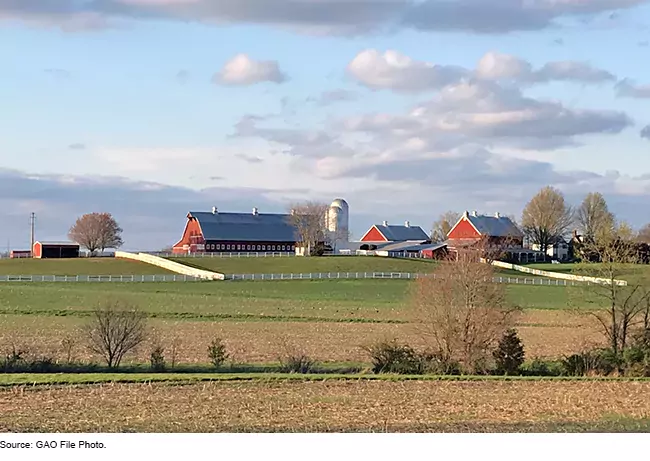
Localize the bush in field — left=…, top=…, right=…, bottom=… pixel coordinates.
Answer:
left=85, top=299, right=148, bottom=369
left=0, top=345, right=26, bottom=373
left=150, top=345, right=166, bottom=372
left=523, top=358, right=562, bottom=377
left=364, top=339, right=426, bottom=375
left=276, top=338, right=317, bottom=374
left=207, top=338, right=229, bottom=369
left=562, top=349, right=619, bottom=376
left=280, top=354, right=316, bottom=374
left=493, top=329, right=525, bottom=375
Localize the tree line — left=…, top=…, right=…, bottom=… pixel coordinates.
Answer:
left=432, top=187, right=650, bottom=261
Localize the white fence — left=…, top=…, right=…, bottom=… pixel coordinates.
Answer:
left=115, top=251, right=225, bottom=280
left=0, top=272, right=583, bottom=285
left=226, top=272, right=584, bottom=285
left=486, top=259, right=628, bottom=286
left=0, top=274, right=200, bottom=282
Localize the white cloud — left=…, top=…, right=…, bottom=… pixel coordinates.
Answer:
left=349, top=50, right=617, bottom=92
left=347, top=49, right=468, bottom=92
left=213, top=54, right=287, bottom=86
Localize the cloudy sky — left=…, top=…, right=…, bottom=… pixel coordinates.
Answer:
left=1, top=0, right=649, bottom=250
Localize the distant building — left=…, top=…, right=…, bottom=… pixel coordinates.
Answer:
left=172, top=207, right=298, bottom=254
left=173, top=199, right=351, bottom=255
left=447, top=211, right=524, bottom=247
left=32, top=241, right=80, bottom=259
left=10, top=250, right=31, bottom=259
left=531, top=236, right=571, bottom=262
left=359, top=221, right=430, bottom=245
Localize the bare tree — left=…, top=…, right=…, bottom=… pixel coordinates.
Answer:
left=521, top=186, right=574, bottom=255
left=637, top=223, right=650, bottom=244
left=431, top=211, right=460, bottom=243
left=411, top=248, right=520, bottom=373
left=69, top=212, right=124, bottom=255
left=576, top=192, right=615, bottom=242
left=85, top=299, right=148, bottom=369
left=288, top=201, right=329, bottom=256
left=571, top=226, right=650, bottom=358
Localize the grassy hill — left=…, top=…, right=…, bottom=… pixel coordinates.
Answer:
left=0, top=258, right=174, bottom=276
left=169, top=255, right=438, bottom=275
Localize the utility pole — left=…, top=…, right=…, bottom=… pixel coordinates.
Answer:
left=29, top=212, right=35, bottom=254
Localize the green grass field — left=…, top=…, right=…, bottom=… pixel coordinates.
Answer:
left=171, top=255, right=550, bottom=279
left=0, top=258, right=173, bottom=275
left=0, top=279, right=583, bottom=323
left=170, top=255, right=438, bottom=274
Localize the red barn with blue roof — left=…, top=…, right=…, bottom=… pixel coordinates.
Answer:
left=172, top=207, right=298, bottom=254
left=447, top=211, right=523, bottom=247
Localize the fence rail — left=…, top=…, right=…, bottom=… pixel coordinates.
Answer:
left=0, top=274, right=201, bottom=283
left=0, top=272, right=584, bottom=285
left=226, top=272, right=583, bottom=285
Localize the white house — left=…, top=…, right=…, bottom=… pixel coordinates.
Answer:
left=531, top=237, right=570, bottom=261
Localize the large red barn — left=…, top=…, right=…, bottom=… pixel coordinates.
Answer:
left=173, top=207, right=298, bottom=254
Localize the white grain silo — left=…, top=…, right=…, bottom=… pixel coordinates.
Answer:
left=327, top=199, right=350, bottom=250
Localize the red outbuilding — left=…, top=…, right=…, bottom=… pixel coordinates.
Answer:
left=32, top=241, right=80, bottom=259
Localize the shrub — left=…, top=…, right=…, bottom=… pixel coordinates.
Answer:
left=493, top=329, right=525, bottom=375
left=150, top=345, right=166, bottom=372
left=364, top=339, right=426, bottom=375
left=207, top=338, right=229, bottom=369
left=418, top=351, right=462, bottom=375
left=561, top=349, right=619, bottom=376
left=522, top=357, right=562, bottom=377
left=280, top=353, right=316, bottom=374
left=28, top=356, right=58, bottom=373
left=1, top=345, right=26, bottom=373
left=85, top=299, right=148, bottom=369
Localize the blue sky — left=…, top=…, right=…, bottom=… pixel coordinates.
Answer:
left=1, top=0, right=650, bottom=250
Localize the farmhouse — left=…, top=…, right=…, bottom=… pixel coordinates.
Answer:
left=173, top=207, right=298, bottom=254
left=446, top=211, right=549, bottom=263
left=32, top=241, right=80, bottom=259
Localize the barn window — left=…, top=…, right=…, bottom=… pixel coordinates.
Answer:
left=291, top=245, right=295, bottom=251
left=272, top=245, right=276, bottom=251
left=257, top=245, right=261, bottom=251
left=236, top=244, right=241, bottom=250
left=226, top=244, right=231, bottom=250
left=246, top=245, right=251, bottom=250
left=262, top=245, right=266, bottom=251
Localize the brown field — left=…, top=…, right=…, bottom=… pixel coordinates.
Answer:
left=1, top=380, right=649, bottom=432
left=0, top=309, right=604, bottom=365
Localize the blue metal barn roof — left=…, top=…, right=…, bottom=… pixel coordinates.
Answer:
left=190, top=211, right=298, bottom=242
left=374, top=224, right=429, bottom=242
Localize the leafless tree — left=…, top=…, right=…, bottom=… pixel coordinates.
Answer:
left=85, top=299, right=148, bottom=369
left=411, top=248, right=520, bottom=373
left=571, top=226, right=650, bottom=357
left=69, top=212, right=124, bottom=255
left=288, top=201, right=330, bottom=256
left=521, top=186, right=574, bottom=255
left=576, top=192, right=615, bottom=243
left=637, top=223, right=650, bottom=244
left=431, top=211, right=460, bottom=243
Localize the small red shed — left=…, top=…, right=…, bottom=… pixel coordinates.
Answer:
left=32, top=241, right=80, bottom=259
